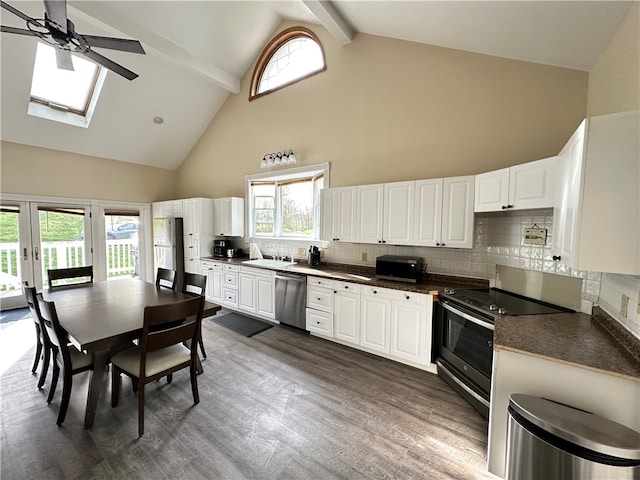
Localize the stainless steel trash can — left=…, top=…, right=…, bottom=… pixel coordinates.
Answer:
left=506, top=394, right=640, bottom=480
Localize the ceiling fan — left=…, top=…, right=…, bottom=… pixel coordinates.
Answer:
left=0, top=0, right=145, bottom=80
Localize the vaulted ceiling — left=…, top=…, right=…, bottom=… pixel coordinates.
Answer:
left=0, top=1, right=634, bottom=170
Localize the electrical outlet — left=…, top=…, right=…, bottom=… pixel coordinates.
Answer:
left=361, top=252, right=368, bottom=262
left=297, top=247, right=306, bottom=256
left=620, top=294, right=629, bottom=318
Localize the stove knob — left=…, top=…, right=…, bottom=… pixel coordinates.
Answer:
left=489, top=304, right=498, bottom=311
left=498, top=307, right=507, bottom=315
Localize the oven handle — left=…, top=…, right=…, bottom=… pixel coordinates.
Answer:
left=441, top=301, right=495, bottom=331
left=436, top=360, right=490, bottom=408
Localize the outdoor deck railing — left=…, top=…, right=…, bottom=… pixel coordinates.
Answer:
left=0, top=240, right=137, bottom=294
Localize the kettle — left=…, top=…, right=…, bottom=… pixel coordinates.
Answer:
left=308, top=246, right=321, bottom=267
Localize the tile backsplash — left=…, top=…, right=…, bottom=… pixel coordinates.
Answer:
left=323, top=208, right=602, bottom=303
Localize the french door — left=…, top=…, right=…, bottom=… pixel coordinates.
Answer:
left=0, top=195, right=151, bottom=310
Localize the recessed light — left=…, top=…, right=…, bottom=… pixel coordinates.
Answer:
left=153, top=116, right=164, bottom=124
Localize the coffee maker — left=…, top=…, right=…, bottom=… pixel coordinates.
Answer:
left=308, top=246, right=321, bottom=267
left=213, top=239, right=230, bottom=257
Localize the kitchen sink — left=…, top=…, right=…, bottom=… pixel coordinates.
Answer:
left=242, top=259, right=296, bottom=268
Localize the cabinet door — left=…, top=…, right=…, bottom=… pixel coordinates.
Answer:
left=383, top=181, right=414, bottom=245
left=360, top=294, right=391, bottom=354
left=335, top=187, right=357, bottom=242
left=171, top=200, right=184, bottom=217
left=390, top=299, right=427, bottom=365
left=213, top=198, right=228, bottom=236
left=184, top=235, right=200, bottom=274
left=306, top=308, right=333, bottom=336
left=334, top=289, right=361, bottom=345
left=211, top=265, right=223, bottom=303
left=474, top=168, right=510, bottom=212
left=201, top=262, right=215, bottom=300
left=552, top=121, right=585, bottom=267
left=319, top=189, right=334, bottom=242
left=412, top=179, right=443, bottom=246
left=441, top=176, right=474, bottom=249
left=239, top=273, right=256, bottom=313
left=509, top=157, right=556, bottom=210
left=256, top=275, right=275, bottom=319
left=356, top=184, right=384, bottom=244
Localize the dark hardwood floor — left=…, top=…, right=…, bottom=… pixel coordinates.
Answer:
left=1, top=312, right=496, bottom=479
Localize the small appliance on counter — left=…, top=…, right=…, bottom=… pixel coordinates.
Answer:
left=308, top=246, right=321, bottom=267
left=375, top=255, right=424, bottom=283
left=213, top=239, right=230, bottom=257
left=226, top=248, right=242, bottom=258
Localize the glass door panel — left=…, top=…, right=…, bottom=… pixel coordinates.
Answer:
left=0, top=203, right=32, bottom=308
left=104, top=210, right=139, bottom=279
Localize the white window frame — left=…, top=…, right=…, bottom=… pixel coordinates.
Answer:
left=245, top=163, right=329, bottom=242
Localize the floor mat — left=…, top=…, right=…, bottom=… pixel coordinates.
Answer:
left=210, top=312, right=273, bottom=337
left=0, top=308, right=31, bottom=324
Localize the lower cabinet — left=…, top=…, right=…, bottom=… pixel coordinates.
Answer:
left=308, top=276, right=435, bottom=372
left=222, top=264, right=239, bottom=308
left=239, top=266, right=275, bottom=320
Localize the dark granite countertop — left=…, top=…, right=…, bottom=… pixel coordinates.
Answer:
left=200, top=256, right=488, bottom=295
left=494, top=307, right=640, bottom=382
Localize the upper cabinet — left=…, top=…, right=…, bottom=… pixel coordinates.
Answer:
left=213, top=197, right=244, bottom=237
left=552, top=111, right=639, bottom=275
left=383, top=182, right=415, bottom=245
left=413, top=176, right=474, bottom=248
left=321, top=187, right=357, bottom=243
left=474, top=157, right=556, bottom=212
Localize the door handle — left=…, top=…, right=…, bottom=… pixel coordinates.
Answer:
left=34, top=247, right=40, bottom=261
left=23, top=247, right=28, bottom=261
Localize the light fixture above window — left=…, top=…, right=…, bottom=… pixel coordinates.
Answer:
left=261, top=150, right=297, bottom=168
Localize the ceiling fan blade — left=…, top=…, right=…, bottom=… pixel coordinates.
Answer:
left=1, top=25, right=40, bottom=36
left=81, top=34, right=145, bottom=54
left=44, top=0, right=67, bottom=33
left=55, top=48, right=74, bottom=71
left=82, top=48, right=138, bottom=81
left=0, top=1, right=35, bottom=23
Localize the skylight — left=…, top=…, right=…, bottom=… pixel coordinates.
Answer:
left=28, top=43, right=107, bottom=128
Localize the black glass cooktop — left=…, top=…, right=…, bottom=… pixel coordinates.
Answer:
left=440, top=287, right=574, bottom=317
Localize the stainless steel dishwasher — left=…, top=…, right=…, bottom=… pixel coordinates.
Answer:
left=275, top=272, right=307, bottom=329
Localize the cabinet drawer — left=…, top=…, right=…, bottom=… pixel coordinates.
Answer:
left=306, top=308, right=333, bottom=336
left=335, top=281, right=361, bottom=294
left=223, top=272, right=238, bottom=288
left=224, top=264, right=239, bottom=272
left=395, top=291, right=428, bottom=305
left=362, top=285, right=397, bottom=299
left=307, top=276, right=335, bottom=289
left=223, top=289, right=238, bottom=307
left=212, top=262, right=223, bottom=270
left=307, top=286, right=334, bottom=312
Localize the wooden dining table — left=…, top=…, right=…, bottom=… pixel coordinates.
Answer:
left=42, top=277, right=219, bottom=429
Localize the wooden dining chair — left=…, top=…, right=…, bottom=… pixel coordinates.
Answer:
left=155, top=267, right=177, bottom=290
left=22, top=282, right=52, bottom=389
left=182, top=272, right=208, bottom=359
left=110, top=295, right=204, bottom=436
left=36, top=296, right=94, bottom=426
left=48, top=266, right=94, bottom=290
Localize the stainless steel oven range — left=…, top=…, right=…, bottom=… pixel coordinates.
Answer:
left=435, top=288, right=573, bottom=419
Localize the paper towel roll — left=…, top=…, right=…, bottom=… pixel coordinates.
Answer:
left=249, top=243, right=263, bottom=260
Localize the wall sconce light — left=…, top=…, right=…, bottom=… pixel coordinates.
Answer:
left=261, top=149, right=297, bottom=168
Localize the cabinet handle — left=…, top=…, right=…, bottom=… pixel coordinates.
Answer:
left=344, top=285, right=348, bottom=289
left=333, top=291, right=337, bottom=294
left=405, top=295, right=410, bottom=300
left=316, top=321, right=321, bottom=325
left=501, top=205, right=508, bottom=210
left=23, top=248, right=28, bottom=261
left=552, top=255, right=561, bottom=261
left=508, top=204, right=513, bottom=209
left=318, top=297, right=322, bottom=300
left=436, top=242, right=440, bottom=246
left=373, top=290, right=377, bottom=294
left=441, top=243, right=445, bottom=247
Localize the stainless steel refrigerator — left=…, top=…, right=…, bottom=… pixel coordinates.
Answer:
left=153, top=216, right=185, bottom=291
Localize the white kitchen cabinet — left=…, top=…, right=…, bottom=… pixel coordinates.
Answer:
left=475, top=157, right=556, bottom=212
left=184, top=234, right=201, bottom=274
left=383, top=181, right=415, bottom=245
left=360, top=286, right=392, bottom=354
left=222, top=264, right=239, bottom=308
left=333, top=281, right=362, bottom=345
left=200, top=261, right=216, bottom=300
left=211, top=262, right=223, bottom=303
left=390, top=291, right=431, bottom=365
left=306, top=277, right=335, bottom=335
left=239, top=266, right=275, bottom=320
left=320, top=187, right=357, bottom=243
left=413, top=176, right=474, bottom=248
left=552, top=111, right=639, bottom=275
left=356, top=184, right=384, bottom=244
left=213, top=197, right=244, bottom=237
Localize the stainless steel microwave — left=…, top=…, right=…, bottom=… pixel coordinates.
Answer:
left=375, top=255, right=424, bottom=283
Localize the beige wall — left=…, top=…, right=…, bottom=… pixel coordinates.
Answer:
left=587, top=3, right=640, bottom=116
left=177, top=21, right=588, bottom=197
left=1, top=141, right=176, bottom=203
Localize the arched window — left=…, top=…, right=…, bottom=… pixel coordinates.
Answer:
left=249, top=27, right=326, bottom=101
